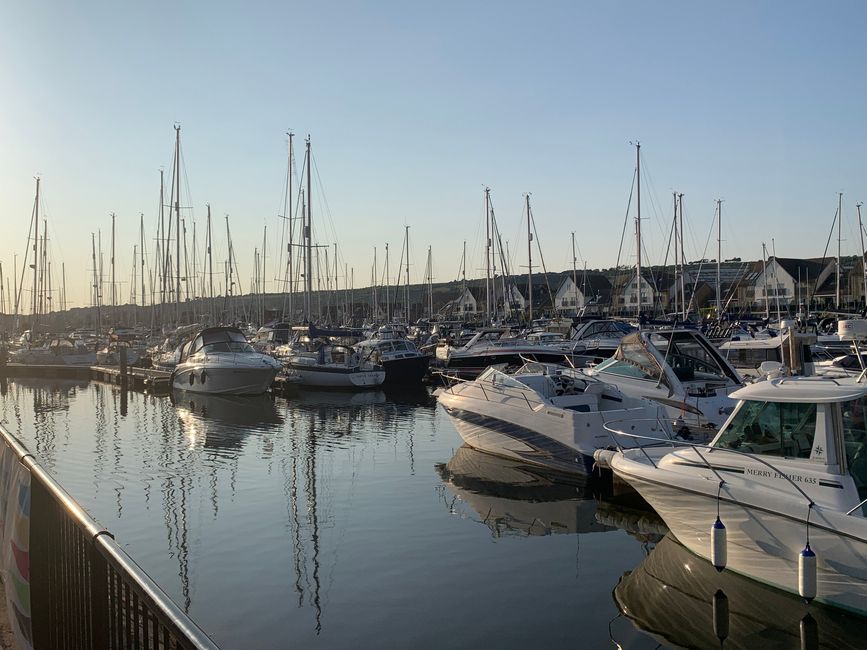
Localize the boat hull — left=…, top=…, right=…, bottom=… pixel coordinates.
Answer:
left=286, top=365, right=386, bottom=389
left=438, top=389, right=667, bottom=476
left=382, top=355, right=430, bottom=385
left=611, top=460, right=867, bottom=616
left=172, top=365, right=279, bottom=395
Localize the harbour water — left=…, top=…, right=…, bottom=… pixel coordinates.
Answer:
left=1, top=378, right=863, bottom=648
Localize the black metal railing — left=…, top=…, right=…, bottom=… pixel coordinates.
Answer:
left=2, top=425, right=219, bottom=649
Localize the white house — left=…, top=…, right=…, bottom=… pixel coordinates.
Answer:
left=620, top=275, right=655, bottom=309
left=554, top=276, right=585, bottom=311
left=752, top=257, right=832, bottom=306
left=442, top=286, right=479, bottom=316
left=503, top=284, right=526, bottom=313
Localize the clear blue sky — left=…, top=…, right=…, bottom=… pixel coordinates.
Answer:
left=2, top=1, right=867, bottom=308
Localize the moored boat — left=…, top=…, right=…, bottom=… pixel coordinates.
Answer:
left=171, top=326, right=281, bottom=395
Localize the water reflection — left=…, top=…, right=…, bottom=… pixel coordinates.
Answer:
left=172, top=391, right=284, bottom=451
left=613, top=534, right=867, bottom=649
left=436, top=445, right=613, bottom=537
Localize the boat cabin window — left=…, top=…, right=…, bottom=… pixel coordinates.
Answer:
left=714, top=400, right=817, bottom=459
left=842, top=397, right=867, bottom=498
left=654, top=335, right=729, bottom=382
left=729, top=347, right=782, bottom=367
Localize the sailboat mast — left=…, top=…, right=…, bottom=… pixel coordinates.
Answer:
left=762, top=243, right=770, bottom=320
left=207, top=205, right=214, bottom=323
left=140, top=213, right=146, bottom=309
left=173, top=125, right=182, bottom=324
left=385, top=243, right=390, bottom=322
left=672, top=193, right=678, bottom=318
left=287, top=131, right=294, bottom=321
left=678, top=193, right=686, bottom=319
left=485, top=188, right=491, bottom=322
left=526, top=194, right=533, bottom=323
left=33, top=177, right=40, bottom=328
left=859, top=202, right=867, bottom=309
left=111, top=212, right=116, bottom=311
left=716, top=199, right=722, bottom=317
left=305, top=136, right=313, bottom=318
left=837, top=192, right=843, bottom=309
left=634, top=142, right=642, bottom=319
left=571, top=232, right=578, bottom=313
left=405, top=225, right=410, bottom=322
left=261, top=225, right=267, bottom=325
left=372, top=246, right=377, bottom=321
left=427, top=246, right=433, bottom=320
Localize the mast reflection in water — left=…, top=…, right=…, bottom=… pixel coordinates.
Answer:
left=0, top=379, right=679, bottom=648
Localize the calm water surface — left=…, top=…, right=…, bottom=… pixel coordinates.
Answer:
left=0, top=378, right=860, bottom=648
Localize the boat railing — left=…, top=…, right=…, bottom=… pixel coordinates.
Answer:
left=441, top=374, right=547, bottom=411
left=0, top=423, right=219, bottom=649
left=601, top=420, right=818, bottom=511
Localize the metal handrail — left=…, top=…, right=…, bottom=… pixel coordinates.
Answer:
left=602, top=419, right=817, bottom=509
left=0, top=423, right=219, bottom=649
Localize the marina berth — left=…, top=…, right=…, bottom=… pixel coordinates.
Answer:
left=600, top=375, right=867, bottom=615
left=171, top=326, right=281, bottom=395
left=437, top=361, right=672, bottom=475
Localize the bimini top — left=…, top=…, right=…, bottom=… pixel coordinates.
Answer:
left=730, top=376, right=867, bottom=404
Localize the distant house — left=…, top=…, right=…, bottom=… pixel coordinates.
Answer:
left=619, top=273, right=657, bottom=310
left=752, top=257, right=833, bottom=308
left=442, top=286, right=479, bottom=316
left=554, top=274, right=612, bottom=312
left=503, top=284, right=526, bottom=313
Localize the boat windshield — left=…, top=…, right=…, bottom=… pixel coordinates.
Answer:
left=193, top=330, right=255, bottom=354
left=651, top=333, right=731, bottom=382
left=478, top=367, right=526, bottom=389
left=713, top=400, right=817, bottom=459
left=595, top=339, right=662, bottom=381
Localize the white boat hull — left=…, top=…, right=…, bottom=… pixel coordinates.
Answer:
left=172, top=365, right=279, bottom=395
left=611, top=457, right=867, bottom=615
left=288, top=366, right=386, bottom=389
left=438, top=387, right=668, bottom=475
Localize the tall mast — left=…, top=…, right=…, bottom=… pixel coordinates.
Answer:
left=672, top=193, right=678, bottom=318
left=286, top=131, right=294, bottom=321
left=762, top=243, right=770, bottom=320
left=837, top=192, right=843, bottom=309
left=92, top=233, right=102, bottom=333
left=427, top=246, right=433, bottom=320
left=859, top=202, right=867, bottom=309
left=571, top=232, right=578, bottom=313
left=716, top=199, right=722, bottom=317
left=634, top=142, right=642, bottom=319
left=225, top=215, right=234, bottom=320
left=262, top=224, right=267, bottom=325
left=678, top=193, right=686, bottom=319
left=385, top=243, right=390, bottom=322
left=33, top=177, right=40, bottom=328
left=111, top=212, right=116, bottom=311
left=139, top=213, right=146, bottom=309
left=462, top=240, right=467, bottom=295
left=372, top=246, right=377, bottom=321
left=305, top=136, right=313, bottom=319
left=485, top=188, right=491, bottom=322
left=405, top=225, right=410, bottom=322
left=207, top=205, right=214, bottom=324
left=526, top=194, right=533, bottom=323
left=173, top=125, right=182, bottom=324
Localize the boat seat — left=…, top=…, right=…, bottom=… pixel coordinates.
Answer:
left=550, top=394, right=599, bottom=412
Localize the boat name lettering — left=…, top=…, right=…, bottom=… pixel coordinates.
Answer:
left=745, top=467, right=818, bottom=484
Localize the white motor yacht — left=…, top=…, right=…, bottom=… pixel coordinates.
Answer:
left=582, top=329, right=743, bottom=436
left=599, top=375, right=867, bottom=615
left=10, top=338, right=97, bottom=366
left=437, top=362, right=671, bottom=475
left=172, top=327, right=281, bottom=395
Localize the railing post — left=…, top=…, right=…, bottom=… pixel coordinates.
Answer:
left=89, top=538, right=110, bottom=649
left=29, top=477, right=52, bottom=650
